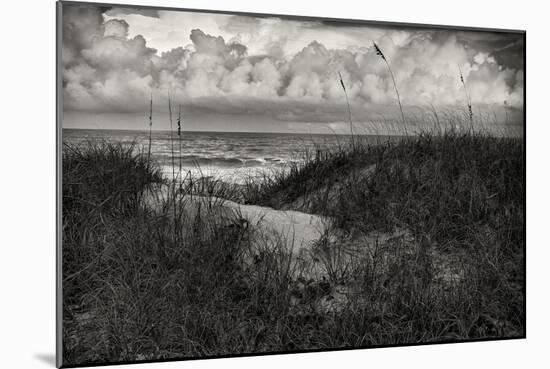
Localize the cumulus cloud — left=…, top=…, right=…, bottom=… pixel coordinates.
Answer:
left=102, top=19, right=129, bottom=38
left=62, top=7, right=159, bottom=112
left=62, top=4, right=524, bottom=125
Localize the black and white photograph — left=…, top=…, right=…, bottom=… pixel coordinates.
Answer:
left=58, top=1, right=525, bottom=367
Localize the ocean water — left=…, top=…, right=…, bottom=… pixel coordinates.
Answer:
left=63, top=129, right=396, bottom=183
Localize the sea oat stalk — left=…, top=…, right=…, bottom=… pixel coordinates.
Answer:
left=338, top=71, right=355, bottom=148
left=168, top=92, right=176, bottom=186
left=458, top=64, right=474, bottom=131
left=147, top=92, right=153, bottom=169
left=373, top=41, right=407, bottom=135
left=168, top=92, right=178, bottom=234
left=177, top=104, right=183, bottom=188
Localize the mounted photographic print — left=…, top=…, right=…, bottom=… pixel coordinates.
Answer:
left=56, top=1, right=526, bottom=367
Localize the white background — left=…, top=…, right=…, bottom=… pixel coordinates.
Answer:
left=0, top=0, right=547, bottom=368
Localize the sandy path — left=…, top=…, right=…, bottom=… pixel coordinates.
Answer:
left=185, top=195, right=330, bottom=252
left=144, top=186, right=330, bottom=252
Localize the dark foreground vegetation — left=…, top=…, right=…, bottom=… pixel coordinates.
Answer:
left=62, top=131, right=525, bottom=366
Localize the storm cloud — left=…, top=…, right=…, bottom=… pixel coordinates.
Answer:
left=61, top=4, right=524, bottom=127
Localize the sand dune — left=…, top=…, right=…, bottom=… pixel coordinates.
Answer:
left=219, top=198, right=330, bottom=251
left=144, top=186, right=330, bottom=253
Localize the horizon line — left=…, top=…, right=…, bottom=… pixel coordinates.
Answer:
left=61, top=127, right=411, bottom=136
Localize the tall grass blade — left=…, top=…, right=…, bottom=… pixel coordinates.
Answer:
left=373, top=41, right=407, bottom=136
left=168, top=91, right=178, bottom=234
left=338, top=71, right=355, bottom=148
left=177, top=104, right=182, bottom=188
left=147, top=92, right=153, bottom=169
left=458, top=64, right=474, bottom=131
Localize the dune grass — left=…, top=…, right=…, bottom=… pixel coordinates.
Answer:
left=62, top=128, right=525, bottom=366
left=242, top=128, right=524, bottom=343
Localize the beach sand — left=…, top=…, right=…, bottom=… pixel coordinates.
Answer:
left=145, top=184, right=330, bottom=253
left=219, top=197, right=330, bottom=251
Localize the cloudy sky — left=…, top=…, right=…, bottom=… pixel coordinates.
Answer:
left=61, top=3, right=524, bottom=133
